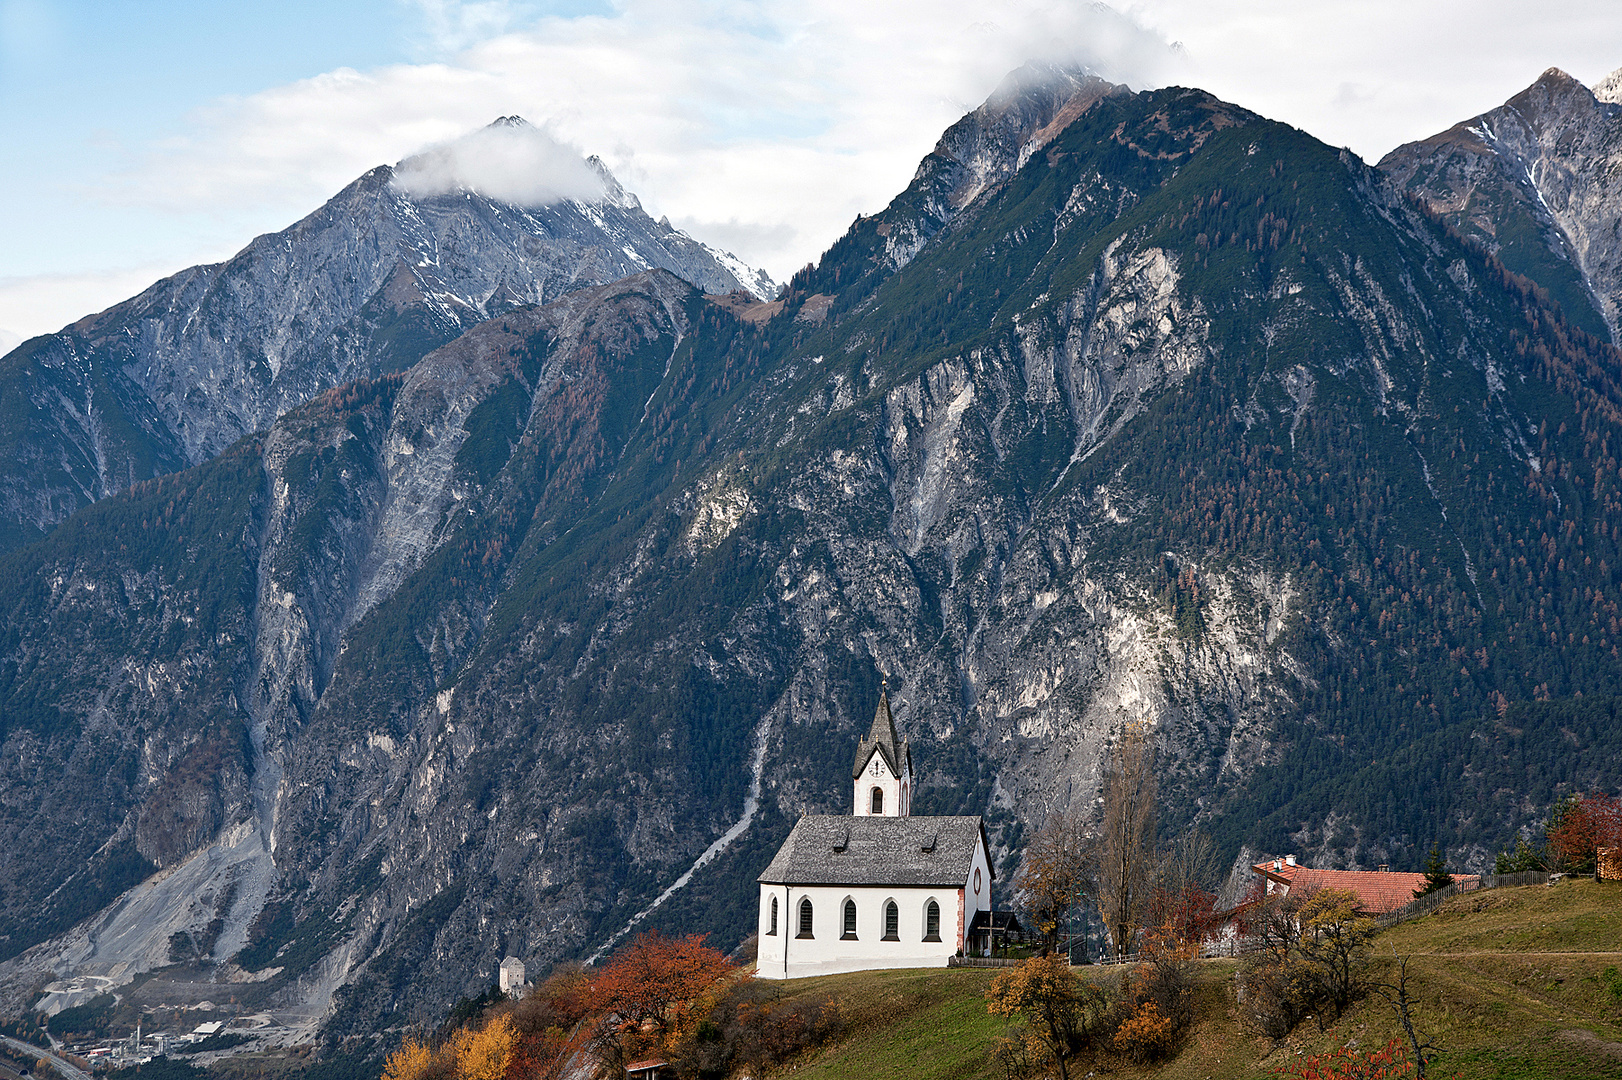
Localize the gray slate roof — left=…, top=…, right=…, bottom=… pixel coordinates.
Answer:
left=852, top=692, right=911, bottom=779
left=758, top=815, right=991, bottom=887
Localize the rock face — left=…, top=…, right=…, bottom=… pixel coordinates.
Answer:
left=3, top=71, right=1622, bottom=1050
left=873, top=66, right=1130, bottom=273
left=1380, top=66, right=1622, bottom=344
left=0, top=122, right=771, bottom=550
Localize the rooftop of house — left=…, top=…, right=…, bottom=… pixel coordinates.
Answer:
left=1252, top=856, right=1479, bottom=915
left=758, top=814, right=989, bottom=887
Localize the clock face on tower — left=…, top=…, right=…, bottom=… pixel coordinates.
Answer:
left=870, top=758, right=880, bottom=777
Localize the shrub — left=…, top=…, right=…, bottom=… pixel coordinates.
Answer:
left=1270, top=1037, right=1416, bottom=1079
left=1129, top=930, right=1197, bottom=1031
left=668, top=981, right=842, bottom=1079
left=1112, top=1000, right=1175, bottom=1063
left=1237, top=954, right=1317, bottom=1039
left=990, top=1029, right=1046, bottom=1080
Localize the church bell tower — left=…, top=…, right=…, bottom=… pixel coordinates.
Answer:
left=852, top=690, right=911, bottom=817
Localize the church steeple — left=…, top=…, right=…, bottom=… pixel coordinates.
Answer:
left=852, top=690, right=911, bottom=816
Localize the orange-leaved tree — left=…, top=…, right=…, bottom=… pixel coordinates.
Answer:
left=449, top=1014, right=519, bottom=1080
left=1144, top=883, right=1221, bottom=947
left=507, top=964, right=594, bottom=1080
left=588, top=931, right=735, bottom=1070
left=382, top=1036, right=436, bottom=1080
left=986, top=954, right=1108, bottom=1080
left=1547, top=791, right=1622, bottom=873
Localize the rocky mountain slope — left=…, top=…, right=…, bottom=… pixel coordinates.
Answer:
left=0, top=119, right=771, bottom=551
left=1380, top=66, right=1622, bottom=344
left=3, top=67, right=1622, bottom=1049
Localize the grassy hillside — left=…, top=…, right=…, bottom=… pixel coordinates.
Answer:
left=764, top=878, right=1622, bottom=1079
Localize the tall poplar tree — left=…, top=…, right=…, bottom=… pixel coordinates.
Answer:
left=1096, top=722, right=1157, bottom=960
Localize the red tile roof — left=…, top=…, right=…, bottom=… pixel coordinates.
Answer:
left=1252, top=861, right=1478, bottom=915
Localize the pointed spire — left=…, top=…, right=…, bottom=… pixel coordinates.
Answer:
left=852, top=689, right=910, bottom=779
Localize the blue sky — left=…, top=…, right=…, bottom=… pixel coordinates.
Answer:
left=4, top=1, right=408, bottom=273
left=3, top=0, right=1622, bottom=346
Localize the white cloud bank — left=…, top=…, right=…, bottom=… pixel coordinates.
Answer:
left=392, top=118, right=607, bottom=205
left=0, top=263, right=191, bottom=347
left=10, top=0, right=1622, bottom=344
left=95, top=2, right=1183, bottom=288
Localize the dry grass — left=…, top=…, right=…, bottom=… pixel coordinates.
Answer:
left=760, top=879, right=1622, bottom=1079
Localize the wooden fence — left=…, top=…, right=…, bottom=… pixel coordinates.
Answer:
left=1374, top=870, right=1551, bottom=929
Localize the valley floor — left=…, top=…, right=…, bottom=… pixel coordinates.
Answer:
left=761, top=878, right=1622, bottom=1079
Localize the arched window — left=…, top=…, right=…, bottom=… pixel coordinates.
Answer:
left=797, top=897, right=814, bottom=938
left=883, top=900, right=899, bottom=940
left=871, top=787, right=884, bottom=814
left=923, top=899, right=941, bottom=942
left=842, top=898, right=858, bottom=939
left=767, top=895, right=778, bottom=936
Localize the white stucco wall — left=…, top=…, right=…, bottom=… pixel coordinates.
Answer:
left=756, top=843, right=992, bottom=979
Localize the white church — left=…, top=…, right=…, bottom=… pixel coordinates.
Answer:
left=755, top=693, right=994, bottom=979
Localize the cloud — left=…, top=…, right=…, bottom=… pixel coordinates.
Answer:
left=391, top=118, right=607, bottom=205
left=92, top=1, right=1186, bottom=288
left=399, top=0, right=538, bottom=57
left=0, top=263, right=190, bottom=344
left=1127, top=0, right=1622, bottom=163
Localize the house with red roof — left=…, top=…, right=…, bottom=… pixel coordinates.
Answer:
left=1251, top=855, right=1478, bottom=915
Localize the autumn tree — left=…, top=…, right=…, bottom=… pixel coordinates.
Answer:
left=1017, top=809, right=1091, bottom=956
left=1095, top=722, right=1157, bottom=960
left=1236, top=885, right=1371, bottom=1037
left=1144, top=882, right=1221, bottom=948
left=986, top=955, right=1109, bottom=1080
left=588, top=932, right=734, bottom=1070
left=1546, top=792, right=1622, bottom=873
left=499, top=963, right=595, bottom=1080
left=381, top=1037, right=436, bottom=1080
left=1296, top=888, right=1378, bottom=1020
left=449, top=1015, right=519, bottom=1080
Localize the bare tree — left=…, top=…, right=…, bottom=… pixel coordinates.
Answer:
left=1373, top=953, right=1441, bottom=1077
left=1095, top=721, right=1157, bottom=960
left=1017, top=809, right=1091, bottom=956
left=1156, top=828, right=1223, bottom=898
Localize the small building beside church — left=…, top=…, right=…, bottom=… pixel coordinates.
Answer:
left=755, top=694, right=994, bottom=980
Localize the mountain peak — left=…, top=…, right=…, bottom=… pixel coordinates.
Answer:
left=1594, top=66, right=1622, bottom=105
left=925, top=64, right=1126, bottom=214
left=586, top=154, right=640, bottom=211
